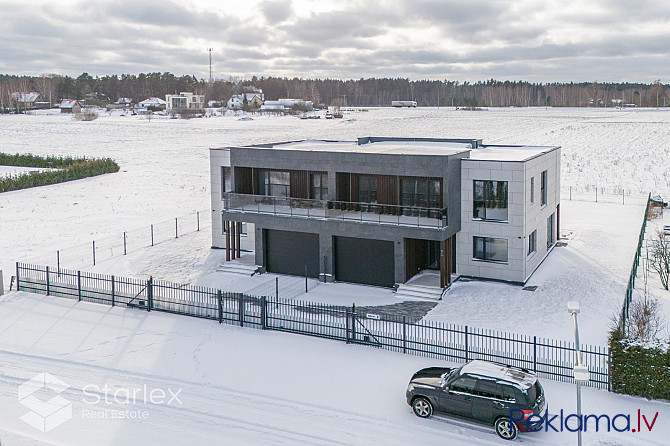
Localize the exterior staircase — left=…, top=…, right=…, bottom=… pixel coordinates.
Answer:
left=216, top=257, right=261, bottom=276
left=394, top=283, right=444, bottom=301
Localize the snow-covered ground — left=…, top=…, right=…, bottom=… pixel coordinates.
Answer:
left=2, top=108, right=670, bottom=444
left=1, top=292, right=669, bottom=446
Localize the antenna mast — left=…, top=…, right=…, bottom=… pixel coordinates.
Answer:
left=208, top=48, right=213, bottom=82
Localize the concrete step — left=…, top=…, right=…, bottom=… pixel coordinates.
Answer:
left=395, top=283, right=444, bottom=301
left=216, top=262, right=260, bottom=276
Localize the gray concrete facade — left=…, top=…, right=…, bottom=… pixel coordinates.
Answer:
left=210, top=138, right=561, bottom=287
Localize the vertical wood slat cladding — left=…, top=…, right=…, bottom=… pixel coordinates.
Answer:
left=336, top=173, right=351, bottom=201
left=290, top=170, right=308, bottom=199
left=235, top=167, right=253, bottom=194
left=377, top=175, right=398, bottom=205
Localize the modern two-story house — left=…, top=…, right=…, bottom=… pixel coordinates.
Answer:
left=210, top=137, right=560, bottom=288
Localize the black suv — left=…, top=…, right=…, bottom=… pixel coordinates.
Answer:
left=406, top=360, right=547, bottom=440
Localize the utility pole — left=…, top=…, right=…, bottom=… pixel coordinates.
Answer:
left=208, top=48, right=213, bottom=82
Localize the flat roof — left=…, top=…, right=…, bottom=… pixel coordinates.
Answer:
left=223, top=139, right=473, bottom=156
left=466, top=145, right=559, bottom=162
left=213, top=138, right=560, bottom=160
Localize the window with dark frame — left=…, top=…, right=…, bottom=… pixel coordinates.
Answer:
left=541, top=170, right=547, bottom=206
left=401, top=178, right=441, bottom=209
left=528, top=230, right=537, bottom=256
left=530, top=177, right=535, bottom=204
left=358, top=175, right=378, bottom=203
left=547, top=213, right=555, bottom=249
left=473, top=180, right=508, bottom=221
left=258, top=170, right=290, bottom=197
left=310, top=173, right=328, bottom=200
left=473, top=236, right=509, bottom=263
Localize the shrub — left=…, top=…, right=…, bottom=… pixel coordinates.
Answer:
left=0, top=152, right=119, bottom=193
left=74, top=109, right=99, bottom=121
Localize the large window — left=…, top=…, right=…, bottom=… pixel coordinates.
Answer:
left=310, top=173, right=328, bottom=200
left=401, top=178, right=441, bottom=209
left=358, top=175, right=377, bottom=203
left=258, top=170, right=290, bottom=197
left=530, top=177, right=535, bottom=204
left=541, top=170, right=547, bottom=206
left=473, top=180, right=508, bottom=221
left=473, top=236, right=508, bottom=263
left=528, top=230, right=537, bottom=256
left=547, top=213, right=555, bottom=249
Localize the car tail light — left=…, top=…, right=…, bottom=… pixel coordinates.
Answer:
left=519, top=409, right=534, bottom=419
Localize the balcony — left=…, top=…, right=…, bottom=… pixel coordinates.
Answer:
left=223, top=193, right=448, bottom=228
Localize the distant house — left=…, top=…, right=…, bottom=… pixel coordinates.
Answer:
left=59, top=99, right=82, bottom=114
left=115, top=98, right=133, bottom=105
left=259, top=98, right=313, bottom=113
left=227, top=93, right=264, bottom=110
left=11, top=92, right=40, bottom=109
left=165, top=92, right=204, bottom=112
left=138, top=97, right=167, bottom=109
left=208, top=100, right=223, bottom=108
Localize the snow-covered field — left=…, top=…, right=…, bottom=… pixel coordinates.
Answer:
left=1, top=292, right=668, bottom=446
left=2, top=107, right=670, bottom=444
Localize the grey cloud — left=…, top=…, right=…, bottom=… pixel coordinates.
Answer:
left=261, top=0, right=293, bottom=24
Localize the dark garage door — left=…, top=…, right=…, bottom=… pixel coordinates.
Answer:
left=265, top=229, right=319, bottom=278
left=334, top=236, right=395, bottom=287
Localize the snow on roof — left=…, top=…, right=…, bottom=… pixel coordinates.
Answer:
left=467, top=145, right=559, bottom=162
left=461, top=360, right=537, bottom=389
left=139, top=97, right=166, bottom=106
left=236, top=139, right=473, bottom=156
left=59, top=99, right=80, bottom=108
left=11, top=92, right=40, bottom=102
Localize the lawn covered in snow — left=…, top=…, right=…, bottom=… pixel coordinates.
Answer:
left=1, top=292, right=668, bottom=446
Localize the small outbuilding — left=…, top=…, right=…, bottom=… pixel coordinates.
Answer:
left=59, top=99, right=82, bottom=114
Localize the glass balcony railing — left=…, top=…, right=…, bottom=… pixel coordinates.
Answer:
left=222, top=193, right=448, bottom=228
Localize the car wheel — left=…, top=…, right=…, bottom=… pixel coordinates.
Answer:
left=412, top=397, right=433, bottom=418
left=495, top=417, right=518, bottom=440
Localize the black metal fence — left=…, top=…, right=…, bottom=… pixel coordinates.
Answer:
left=15, top=262, right=610, bottom=389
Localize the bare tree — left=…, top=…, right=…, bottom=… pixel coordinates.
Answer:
left=628, top=298, right=665, bottom=343
left=34, top=75, right=55, bottom=107
left=649, top=231, right=670, bottom=290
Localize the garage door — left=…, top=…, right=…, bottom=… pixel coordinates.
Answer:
left=334, top=236, right=395, bottom=287
left=265, top=229, right=319, bottom=278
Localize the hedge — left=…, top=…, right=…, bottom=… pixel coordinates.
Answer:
left=610, top=329, right=670, bottom=399
left=0, top=152, right=120, bottom=193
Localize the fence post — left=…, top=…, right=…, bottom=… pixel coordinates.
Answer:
left=15, top=262, right=20, bottom=291
left=402, top=316, right=407, bottom=354
left=197, top=212, right=200, bottom=232
left=92, top=240, right=96, bottom=265
left=261, top=296, right=267, bottom=329
left=305, top=265, right=308, bottom=293
left=465, top=325, right=468, bottom=362
left=569, top=186, right=572, bottom=201
left=217, top=290, right=223, bottom=324
left=147, top=277, right=153, bottom=312
left=151, top=224, right=154, bottom=246
left=533, top=336, right=537, bottom=372
left=351, top=303, right=356, bottom=343
left=123, top=232, right=127, bottom=255
left=77, top=270, right=82, bottom=301
left=345, top=308, right=350, bottom=344
left=595, top=188, right=598, bottom=202
left=622, top=189, right=625, bottom=205
left=275, top=277, right=279, bottom=299
left=175, top=218, right=178, bottom=238
left=111, top=275, right=115, bottom=307
left=238, top=294, right=244, bottom=327
left=57, top=250, right=60, bottom=277
left=46, top=266, right=50, bottom=296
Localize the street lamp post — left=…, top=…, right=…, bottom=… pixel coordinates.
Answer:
left=567, top=301, right=590, bottom=446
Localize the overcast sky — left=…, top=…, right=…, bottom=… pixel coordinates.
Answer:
left=1, top=0, right=669, bottom=82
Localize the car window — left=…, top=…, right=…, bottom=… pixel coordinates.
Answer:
left=501, top=385, right=516, bottom=402
left=473, top=380, right=502, bottom=399
left=450, top=376, right=477, bottom=394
